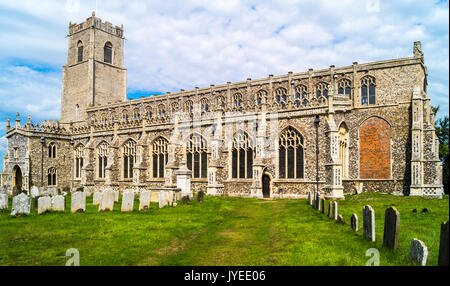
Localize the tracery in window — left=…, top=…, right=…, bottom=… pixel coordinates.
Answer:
left=152, top=137, right=168, bottom=178
left=186, top=134, right=207, bottom=179
left=97, top=142, right=108, bottom=179
left=279, top=127, right=304, bottom=179
left=74, top=145, right=84, bottom=179
left=231, top=131, right=254, bottom=179
left=361, top=76, right=376, bottom=105
left=123, top=140, right=136, bottom=179
left=275, top=87, right=288, bottom=109
left=337, top=79, right=351, bottom=98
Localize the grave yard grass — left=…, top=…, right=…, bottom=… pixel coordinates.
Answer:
left=0, top=193, right=448, bottom=266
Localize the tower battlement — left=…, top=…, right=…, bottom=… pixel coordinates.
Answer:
left=69, top=12, right=124, bottom=38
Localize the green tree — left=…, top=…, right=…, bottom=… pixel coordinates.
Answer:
left=432, top=105, right=449, bottom=194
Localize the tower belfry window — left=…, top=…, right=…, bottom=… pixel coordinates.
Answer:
left=77, top=41, right=83, bottom=63
left=104, top=42, right=113, bottom=64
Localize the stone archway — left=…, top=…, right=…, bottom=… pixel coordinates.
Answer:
left=12, top=165, right=22, bottom=189
left=262, top=171, right=272, bottom=198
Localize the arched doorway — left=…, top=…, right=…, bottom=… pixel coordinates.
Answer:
left=12, top=165, right=22, bottom=188
left=262, top=174, right=271, bottom=198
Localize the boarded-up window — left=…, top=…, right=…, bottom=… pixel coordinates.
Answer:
left=359, top=117, right=391, bottom=179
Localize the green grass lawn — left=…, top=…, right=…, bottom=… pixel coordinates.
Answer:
left=0, top=193, right=448, bottom=266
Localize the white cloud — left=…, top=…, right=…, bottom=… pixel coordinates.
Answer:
left=0, top=0, right=448, bottom=119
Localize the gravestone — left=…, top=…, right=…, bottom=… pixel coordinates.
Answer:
left=71, top=192, right=86, bottom=213
left=410, top=238, right=428, bottom=266
left=383, top=207, right=400, bottom=250
left=363, top=205, right=376, bottom=242
left=0, top=193, right=8, bottom=210
left=315, top=192, right=320, bottom=210
left=114, top=190, right=119, bottom=203
left=33, top=196, right=41, bottom=209
left=30, top=186, right=40, bottom=198
left=351, top=213, right=359, bottom=231
left=159, top=191, right=168, bottom=208
left=321, top=198, right=326, bottom=214
left=337, top=214, right=344, bottom=224
left=10, top=193, right=31, bottom=216
left=307, top=191, right=312, bottom=205
left=139, top=190, right=151, bottom=210
left=37, top=196, right=51, bottom=214
left=167, top=191, right=174, bottom=206
left=99, top=190, right=115, bottom=212
left=121, top=190, right=135, bottom=212
left=332, top=201, right=338, bottom=220
left=51, top=195, right=65, bottom=212
left=327, top=201, right=332, bottom=218
left=438, top=221, right=449, bottom=266
left=93, top=191, right=102, bottom=205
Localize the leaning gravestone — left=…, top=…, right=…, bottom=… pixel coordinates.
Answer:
left=139, top=190, right=151, bottom=210
left=71, top=192, right=86, bottom=213
left=51, top=195, right=65, bottom=212
left=410, top=238, right=428, bottom=266
left=307, top=191, right=312, bottom=205
left=99, top=190, right=115, bottom=212
left=337, top=214, right=344, bottom=224
left=332, top=201, right=338, bottom=220
left=10, top=193, right=31, bottom=216
left=438, top=221, right=449, bottom=266
left=37, top=196, right=51, bottom=214
left=363, top=205, right=376, bottom=242
left=30, top=186, right=40, bottom=198
left=121, top=190, right=135, bottom=212
left=0, top=193, right=8, bottom=210
left=383, top=207, right=400, bottom=250
left=93, top=191, right=102, bottom=206
left=321, top=198, right=326, bottom=214
left=159, top=191, right=168, bottom=208
left=351, top=213, right=359, bottom=231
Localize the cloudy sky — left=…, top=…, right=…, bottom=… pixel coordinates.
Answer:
left=0, top=0, right=448, bottom=169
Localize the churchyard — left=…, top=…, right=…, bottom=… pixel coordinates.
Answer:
left=0, top=192, right=448, bottom=266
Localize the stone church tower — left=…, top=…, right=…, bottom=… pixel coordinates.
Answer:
left=60, top=12, right=127, bottom=124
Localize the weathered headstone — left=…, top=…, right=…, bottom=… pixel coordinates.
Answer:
left=93, top=191, right=102, bottom=205
left=321, top=198, right=326, bottom=214
left=71, top=191, right=86, bottom=213
left=383, top=207, right=400, bottom=250
left=114, top=190, right=119, bottom=203
left=438, top=221, right=449, bottom=266
left=351, top=213, right=359, bottom=231
left=121, top=190, right=135, bottom=212
left=99, top=190, right=115, bottom=212
left=30, top=186, right=40, bottom=198
left=51, top=195, right=65, bottom=212
left=159, top=191, right=168, bottom=208
left=410, top=238, right=428, bottom=266
left=337, top=214, right=344, bottom=224
left=0, top=193, right=8, bottom=210
left=327, top=201, right=332, bottom=218
left=332, top=201, right=338, bottom=220
left=307, top=191, right=312, bottom=205
left=10, top=193, right=31, bottom=216
left=139, top=190, right=151, bottom=210
left=37, top=196, right=51, bottom=214
left=363, top=205, right=376, bottom=242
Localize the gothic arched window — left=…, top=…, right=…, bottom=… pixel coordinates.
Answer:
left=47, top=167, right=57, bottom=186
left=122, top=110, right=129, bottom=122
left=361, top=76, right=376, bottom=105
left=48, top=142, right=57, bottom=159
left=279, top=127, right=304, bottom=179
left=232, top=131, right=254, bottom=179
left=233, top=93, right=243, bottom=111
left=201, top=98, right=210, bottom=113
left=337, top=79, right=351, bottom=98
left=145, top=107, right=152, bottom=119
left=77, top=41, right=83, bottom=63
left=256, top=90, right=267, bottom=107
left=123, top=140, right=136, bottom=179
left=97, top=142, right=108, bottom=179
left=186, top=134, right=207, bottom=179
left=133, top=108, right=140, bottom=120
left=315, top=82, right=328, bottom=99
left=74, top=145, right=84, bottom=179
left=152, top=137, right=168, bottom=178
left=295, top=85, right=308, bottom=107
left=275, top=87, right=288, bottom=109
left=104, top=42, right=113, bottom=64
left=171, top=102, right=179, bottom=114
left=184, top=100, right=193, bottom=117
left=158, top=104, right=166, bottom=118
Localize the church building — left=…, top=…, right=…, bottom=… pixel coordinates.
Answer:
left=1, top=13, right=444, bottom=199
